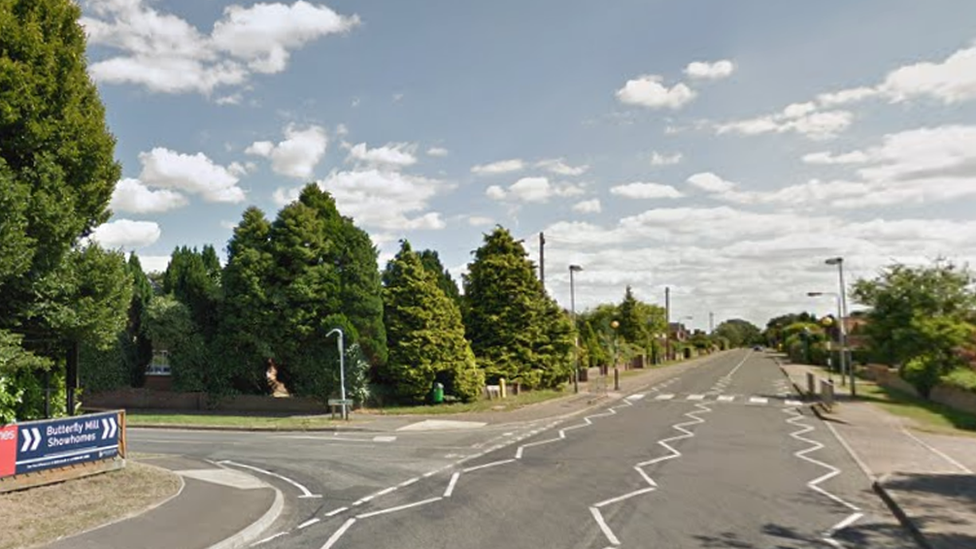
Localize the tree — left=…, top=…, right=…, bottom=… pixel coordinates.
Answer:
left=144, top=296, right=209, bottom=393
left=853, top=260, right=976, bottom=396
left=417, top=249, right=462, bottom=307
left=714, top=319, right=762, bottom=348
left=0, top=0, right=120, bottom=325
left=463, top=227, right=573, bottom=389
left=163, top=246, right=221, bottom=341
left=215, top=207, right=277, bottom=393
left=618, top=286, right=646, bottom=346
left=382, top=241, right=483, bottom=403
left=124, top=253, right=155, bottom=387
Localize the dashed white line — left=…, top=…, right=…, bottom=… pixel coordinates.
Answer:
left=686, top=394, right=706, bottom=401
left=444, top=472, right=460, bottom=497
left=398, top=477, right=420, bottom=488
left=655, top=394, right=675, bottom=400
left=748, top=397, right=769, bottom=405
left=324, top=506, right=348, bottom=517
left=298, top=518, right=320, bottom=529
left=717, top=395, right=735, bottom=403
left=251, top=532, right=288, bottom=546
left=356, top=497, right=443, bottom=519
left=375, top=486, right=398, bottom=497
left=785, top=399, right=803, bottom=407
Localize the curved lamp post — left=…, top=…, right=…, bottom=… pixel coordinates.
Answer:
left=825, top=257, right=854, bottom=396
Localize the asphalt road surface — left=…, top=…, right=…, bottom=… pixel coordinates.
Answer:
left=130, top=350, right=918, bottom=548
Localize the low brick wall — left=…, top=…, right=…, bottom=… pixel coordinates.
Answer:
left=84, top=388, right=328, bottom=414
left=930, top=384, right=976, bottom=415
left=864, top=364, right=920, bottom=397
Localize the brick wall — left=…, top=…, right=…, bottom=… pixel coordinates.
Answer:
left=84, top=389, right=328, bottom=414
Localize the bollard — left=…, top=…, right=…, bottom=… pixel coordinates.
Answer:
left=807, top=372, right=816, bottom=396
left=500, top=378, right=507, bottom=399
left=820, top=379, right=835, bottom=411
left=614, top=367, right=620, bottom=391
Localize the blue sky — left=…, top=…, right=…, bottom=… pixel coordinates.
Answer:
left=82, top=0, right=976, bottom=326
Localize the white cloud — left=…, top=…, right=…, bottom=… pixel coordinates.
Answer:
left=816, top=87, right=879, bottom=107
left=81, top=0, right=359, bottom=96
left=485, top=185, right=507, bottom=200
left=91, top=219, right=161, bottom=249
left=716, top=108, right=853, bottom=140
left=686, top=172, right=737, bottom=194
left=573, top=199, right=602, bottom=214
left=684, top=60, right=735, bottom=80
left=610, top=182, right=683, bottom=200
left=536, top=158, right=589, bottom=176
left=139, top=147, right=245, bottom=202
left=616, top=75, right=696, bottom=109
left=467, top=216, right=494, bottom=226
left=246, top=124, right=328, bottom=179
left=879, top=43, right=976, bottom=104
left=471, top=159, right=525, bottom=175
left=427, top=147, right=449, bottom=157
left=802, top=151, right=870, bottom=165
left=649, top=151, right=683, bottom=166
left=346, top=142, right=418, bottom=170
left=274, top=169, right=449, bottom=231
left=110, top=178, right=188, bottom=213
left=509, top=177, right=554, bottom=202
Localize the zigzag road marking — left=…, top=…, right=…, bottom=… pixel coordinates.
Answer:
left=588, top=402, right=714, bottom=546
left=785, top=408, right=863, bottom=548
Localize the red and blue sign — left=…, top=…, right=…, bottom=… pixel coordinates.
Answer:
left=0, top=411, right=121, bottom=479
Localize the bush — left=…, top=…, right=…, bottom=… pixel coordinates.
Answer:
left=901, top=354, right=943, bottom=398
left=941, top=368, right=976, bottom=393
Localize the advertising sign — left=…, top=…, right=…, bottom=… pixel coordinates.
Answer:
left=0, top=411, right=121, bottom=479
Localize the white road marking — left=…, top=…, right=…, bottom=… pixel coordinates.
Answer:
left=593, top=486, right=656, bottom=508
left=717, top=395, right=735, bottom=403
left=785, top=408, right=863, bottom=548
left=298, top=518, right=320, bottom=529
left=251, top=532, right=288, bottom=546
left=748, top=397, right=769, bottom=405
left=321, top=518, right=356, bottom=549
left=626, top=393, right=646, bottom=401
left=725, top=350, right=753, bottom=379
left=356, top=497, right=443, bottom=519
left=218, top=460, right=321, bottom=498
left=785, top=399, right=803, bottom=407
left=375, top=486, right=398, bottom=497
left=444, top=472, right=460, bottom=497
left=372, top=435, right=397, bottom=442
left=398, top=477, right=419, bottom=488
left=463, top=459, right=515, bottom=473
left=655, top=394, right=675, bottom=400
left=686, top=394, right=706, bottom=401
left=324, top=506, right=348, bottom=517
left=589, top=507, right=621, bottom=546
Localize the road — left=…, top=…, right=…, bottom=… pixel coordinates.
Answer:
left=130, top=350, right=918, bottom=548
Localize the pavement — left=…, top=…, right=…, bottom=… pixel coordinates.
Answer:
left=780, top=360, right=976, bottom=549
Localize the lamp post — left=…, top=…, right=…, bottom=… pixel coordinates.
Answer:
left=610, top=319, right=620, bottom=390
left=325, top=327, right=348, bottom=420
left=825, top=257, right=854, bottom=396
left=569, top=264, right=583, bottom=394
left=807, top=291, right=844, bottom=382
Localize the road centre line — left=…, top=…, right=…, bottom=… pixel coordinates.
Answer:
left=298, top=518, right=320, bottom=529
left=251, top=532, right=288, bottom=546
left=324, top=506, right=348, bottom=517
left=219, top=460, right=321, bottom=499
left=356, top=497, right=443, bottom=520
left=398, top=477, right=420, bottom=488
left=725, top=350, right=753, bottom=379
left=375, top=486, right=398, bottom=497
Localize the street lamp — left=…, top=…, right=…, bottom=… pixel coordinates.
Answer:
left=569, top=265, right=583, bottom=394
left=825, top=257, right=854, bottom=396
left=325, top=327, right=348, bottom=420
left=807, top=291, right=844, bottom=383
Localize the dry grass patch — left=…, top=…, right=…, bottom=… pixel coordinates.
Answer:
left=0, top=462, right=181, bottom=549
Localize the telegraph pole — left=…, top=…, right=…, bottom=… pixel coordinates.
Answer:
left=539, top=232, right=545, bottom=284
left=665, top=287, right=671, bottom=361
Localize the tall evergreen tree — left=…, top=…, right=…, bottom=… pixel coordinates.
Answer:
left=383, top=241, right=483, bottom=403
left=463, top=227, right=573, bottom=389
left=164, top=246, right=221, bottom=340
left=124, top=253, right=154, bottom=386
left=618, top=286, right=646, bottom=346
left=417, top=249, right=462, bottom=307
left=216, top=207, right=277, bottom=392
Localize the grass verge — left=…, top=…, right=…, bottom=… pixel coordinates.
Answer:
left=857, top=379, right=976, bottom=436
left=126, top=412, right=345, bottom=430
left=0, top=462, right=181, bottom=549
left=368, top=387, right=569, bottom=415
